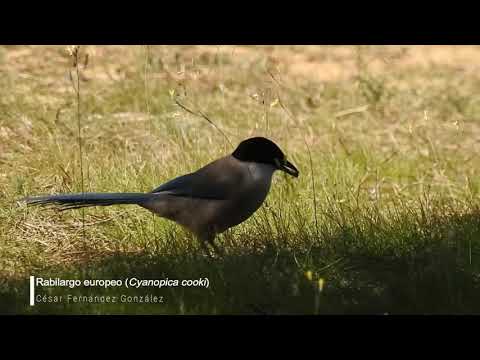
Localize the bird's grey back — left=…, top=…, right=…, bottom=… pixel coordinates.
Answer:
left=151, top=155, right=248, bottom=199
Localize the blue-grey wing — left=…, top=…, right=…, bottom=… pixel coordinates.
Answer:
left=150, top=172, right=229, bottom=200
left=150, top=157, right=246, bottom=200
left=150, top=174, right=197, bottom=195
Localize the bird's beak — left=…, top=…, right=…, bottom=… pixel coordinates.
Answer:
left=275, top=158, right=299, bottom=178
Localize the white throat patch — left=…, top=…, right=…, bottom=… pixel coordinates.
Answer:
left=247, top=162, right=276, bottom=183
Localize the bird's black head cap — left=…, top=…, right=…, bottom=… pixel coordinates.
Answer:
left=232, top=137, right=299, bottom=177
left=232, top=137, right=285, bottom=164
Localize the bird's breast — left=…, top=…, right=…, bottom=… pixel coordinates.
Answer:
left=215, top=162, right=275, bottom=230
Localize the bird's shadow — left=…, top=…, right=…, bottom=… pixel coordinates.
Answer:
left=2, top=207, right=480, bottom=315
left=0, top=242, right=321, bottom=315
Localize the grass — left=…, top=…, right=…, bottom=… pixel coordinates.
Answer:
left=1, top=45, right=480, bottom=314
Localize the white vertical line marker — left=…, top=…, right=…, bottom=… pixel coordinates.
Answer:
left=30, top=276, right=35, bottom=306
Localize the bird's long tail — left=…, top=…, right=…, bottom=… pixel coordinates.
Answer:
left=22, top=192, right=155, bottom=210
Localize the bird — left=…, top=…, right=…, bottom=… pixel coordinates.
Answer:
left=22, top=137, right=299, bottom=256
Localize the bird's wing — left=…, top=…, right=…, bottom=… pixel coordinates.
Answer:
left=151, top=156, right=245, bottom=200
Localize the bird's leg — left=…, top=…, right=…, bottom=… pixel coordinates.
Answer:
left=197, top=230, right=215, bottom=258
left=207, top=237, right=224, bottom=257
left=199, top=239, right=214, bottom=259
left=198, top=229, right=223, bottom=258
left=206, top=226, right=225, bottom=257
